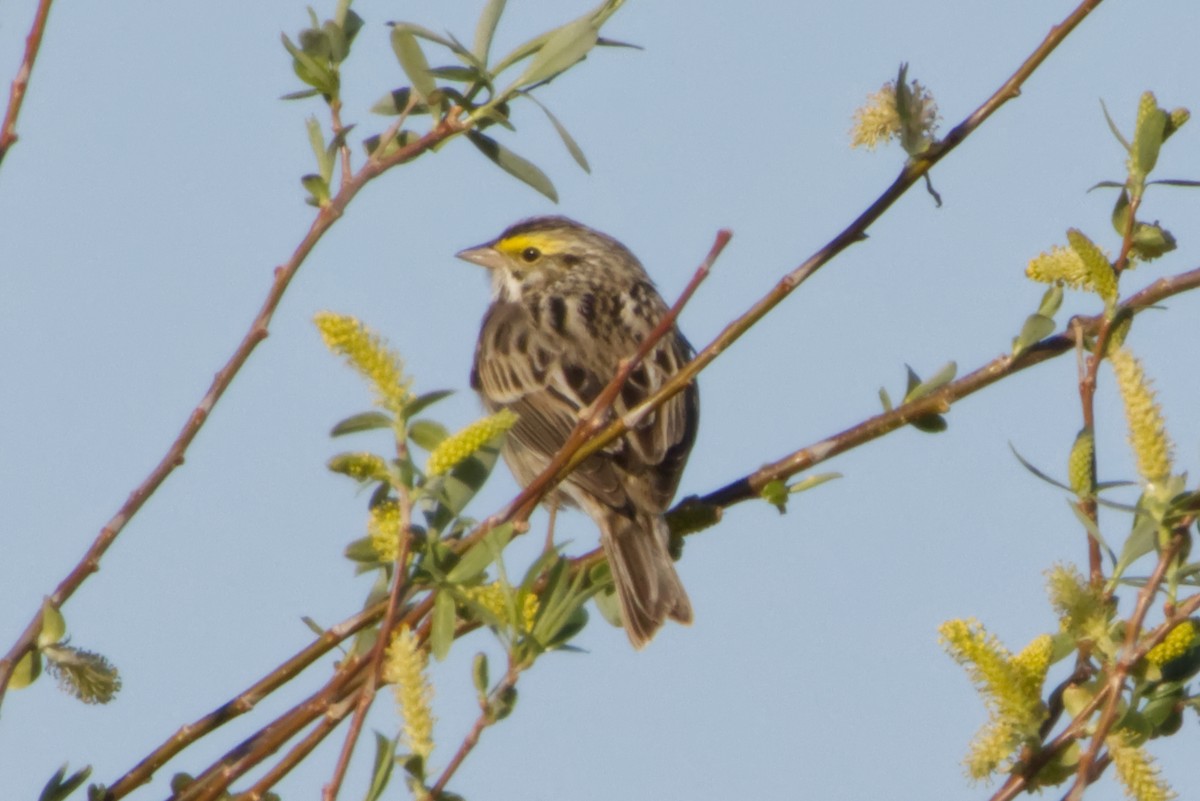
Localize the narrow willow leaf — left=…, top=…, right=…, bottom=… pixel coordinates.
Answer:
left=446, top=523, right=514, bottom=583
left=39, top=764, right=92, bottom=801
left=513, top=15, right=598, bottom=89
left=473, top=0, right=507, bottom=63
left=467, top=131, right=558, bottom=201
left=1010, top=443, right=1073, bottom=491
left=363, top=732, right=397, bottom=801
left=331, top=410, right=393, bottom=436
left=430, top=590, right=456, bottom=660
left=301, top=174, right=331, bottom=207
left=525, top=94, right=590, bottom=172
left=1099, top=99, right=1131, bottom=151
left=1038, top=284, right=1064, bottom=317
left=1111, top=512, right=1158, bottom=581
left=878, top=387, right=893, bottom=412
left=390, top=27, right=436, bottom=102
left=1013, top=313, right=1055, bottom=358
left=596, top=36, right=643, bottom=49
left=1148, top=178, right=1200, bottom=188
left=280, top=88, right=320, bottom=101
left=427, top=65, right=479, bottom=82
left=305, top=117, right=333, bottom=183
left=408, top=419, right=449, bottom=451
left=904, top=361, right=956, bottom=402
left=300, top=616, right=326, bottom=636
left=405, top=389, right=455, bottom=418
left=472, top=652, right=489, bottom=701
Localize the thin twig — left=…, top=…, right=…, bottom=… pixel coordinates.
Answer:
left=0, top=0, right=54, bottom=167
left=428, top=662, right=522, bottom=800
left=323, top=493, right=417, bottom=800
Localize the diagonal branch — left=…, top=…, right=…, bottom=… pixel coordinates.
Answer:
left=0, top=112, right=467, bottom=708
left=0, top=0, right=55, bottom=167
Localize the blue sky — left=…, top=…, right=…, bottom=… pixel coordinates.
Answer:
left=2, top=1, right=1199, bottom=799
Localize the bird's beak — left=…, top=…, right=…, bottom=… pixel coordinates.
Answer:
left=455, top=244, right=505, bottom=271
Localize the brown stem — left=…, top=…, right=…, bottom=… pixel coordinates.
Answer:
left=428, top=662, right=522, bottom=800
left=1063, top=533, right=1186, bottom=801
left=691, top=264, right=1200, bottom=512
left=0, top=0, right=54, bottom=166
left=324, top=489, right=417, bottom=801
left=0, top=112, right=467, bottom=708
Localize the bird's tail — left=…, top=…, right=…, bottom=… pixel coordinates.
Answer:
left=601, top=511, right=692, bottom=649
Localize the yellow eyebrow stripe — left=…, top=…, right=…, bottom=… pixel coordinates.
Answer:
left=494, top=232, right=568, bottom=256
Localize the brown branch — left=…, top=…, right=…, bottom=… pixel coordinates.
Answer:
left=691, top=264, right=1200, bottom=513
left=0, top=0, right=54, bottom=166
left=0, top=112, right=467, bottom=708
left=103, top=601, right=384, bottom=799
left=324, top=501, right=418, bottom=801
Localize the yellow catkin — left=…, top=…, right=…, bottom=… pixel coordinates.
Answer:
left=1108, top=347, right=1174, bottom=488
left=1046, top=563, right=1109, bottom=641
left=1026, top=245, right=1091, bottom=290
left=940, top=619, right=1050, bottom=778
left=850, top=80, right=938, bottom=151
left=426, top=410, right=518, bottom=476
left=1145, top=620, right=1199, bottom=667
left=464, top=582, right=539, bottom=631
left=1107, top=731, right=1176, bottom=801
left=314, top=312, right=410, bottom=415
left=383, top=626, right=435, bottom=761
left=368, top=500, right=402, bottom=562
left=328, top=452, right=388, bottom=482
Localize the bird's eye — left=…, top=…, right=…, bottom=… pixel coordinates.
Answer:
left=520, top=247, right=541, bottom=263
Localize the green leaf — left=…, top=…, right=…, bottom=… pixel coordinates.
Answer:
left=39, top=598, right=65, bottom=647
left=467, top=131, right=558, bottom=201
left=39, top=763, right=92, bottom=801
left=472, top=652, right=490, bottom=702
left=1130, top=223, right=1177, bottom=261
left=447, top=523, right=514, bottom=583
left=305, top=116, right=333, bottom=183
left=370, top=87, right=427, bottom=116
left=524, top=93, right=590, bottom=172
left=300, top=616, right=326, bottom=637
left=1012, top=313, right=1055, bottom=358
left=427, top=65, right=480, bottom=82
left=281, top=33, right=338, bottom=95
left=760, top=480, right=788, bottom=513
left=301, top=174, right=330, bottom=207
left=363, top=732, right=397, bottom=801
left=473, top=0, right=507, bottom=64
left=405, top=389, right=455, bottom=418
left=1068, top=500, right=1112, bottom=562
left=409, top=419, right=450, bottom=451
left=390, top=26, right=437, bottom=102
left=1111, top=188, right=1131, bottom=237
left=430, top=590, right=457, bottom=660
left=878, top=387, right=893, bottom=412
left=1112, top=512, right=1158, bottom=582
left=10, top=648, right=40, bottom=689
left=344, top=536, right=381, bottom=564
left=1099, top=99, right=1131, bottom=151
left=1010, top=444, right=1073, bottom=492
left=331, top=411, right=393, bottom=437
left=910, top=414, right=948, bottom=433
left=1038, top=284, right=1064, bottom=317
left=903, top=361, right=957, bottom=402
left=423, top=444, right=501, bottom=533
left=280, top=88, right=320, bottom=101
left=513, top=15, right=598, bottom=90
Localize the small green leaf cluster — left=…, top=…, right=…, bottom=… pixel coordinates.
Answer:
left=11, top=598, right=121, bottom=707
left=878, top=361, right=957, bottom=433
left=283, top=0, right=632, bottom=206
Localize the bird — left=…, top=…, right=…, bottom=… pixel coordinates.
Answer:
left=456, top=216, right=699, bottom=648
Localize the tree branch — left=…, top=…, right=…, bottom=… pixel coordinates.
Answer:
left=0, top=0, right=54, bottom=167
